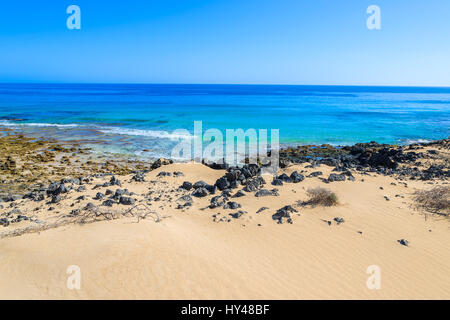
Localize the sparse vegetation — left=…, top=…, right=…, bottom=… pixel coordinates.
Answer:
left=305, top=187, right=338, bottom=207
left=0, top=204, right=168, bottom=239
left=413, top=186, right=450, bottom=216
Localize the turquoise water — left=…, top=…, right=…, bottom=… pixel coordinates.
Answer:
left=0, top=84, right=449, bottom=158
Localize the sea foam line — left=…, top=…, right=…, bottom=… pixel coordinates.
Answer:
left=0, top=120, right=192, bottom=140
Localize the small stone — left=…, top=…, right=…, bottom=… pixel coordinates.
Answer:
left=95, top=192, right=105, bottom=200
left=232, top=190, right=245, bottom=198
left=119, top=196, right=135, bottom=206
left=51, top=195, right=61, bottom=204
left=181, top=182, right=193, bottom=191
left=256, top=207, right=269, bottom=213
left=192, top=187, right=208, bottom=198
left=271, top=178, right=283, bottom=186
left=132, top=172, right=146, bottom=182
left=102, top=200, right=116, bottom=207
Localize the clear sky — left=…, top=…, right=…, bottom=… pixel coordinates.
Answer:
left=0, top=0, right=449, bottom=86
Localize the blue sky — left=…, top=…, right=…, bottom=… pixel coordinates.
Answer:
left=0, top=0, right=449, bottom=85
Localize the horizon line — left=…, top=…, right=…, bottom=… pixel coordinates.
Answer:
left=1, top=82, right=450, bottom=88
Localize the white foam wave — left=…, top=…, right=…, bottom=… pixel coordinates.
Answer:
left=0, top=120, right=80, bottom=128
left=402, top=138, right=433, bottom=145
left=98, top=127, right=193, bottom=140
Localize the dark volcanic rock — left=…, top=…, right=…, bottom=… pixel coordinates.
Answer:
left=204, top=184, right=217, bottom=195
left=256, top=207, right=269, bottom=213
left=255, top=189, right=279, bottom=197
left=102, top=200, right=116, bottom=207
left=243, top=176, right=266, bottom=192
left=51, top=195, right=61, bottom=204
left=157, top=171, right=171, bottom=177
left=151, top=158, right=173, bottom=169
left=225, top=201, right=241, bottom=210
left=271, top=178, right=283, bottom=186
left=290, top=171, right=305, bottom=183
left=24, top=192, right=45, bottom=202
left=277, top=173, right=292, bottom=183
left=193, top=181, right=208, bottom=189
left=110, top=176, right=122, bottom=186
left=132, top=172, right=146, bottom=182
left=272, top=205, right=298, bottom=223
left=0, top=218, right=10, bottom=227
left=232, top=190, right=246, bottom=198
left=181, top=182, right=193, bottom=191
left=119, top=196, right=135, bottom=206
left=192, top=187, right=209, bottom=198
left=308, top=171, right=323, bottom=177
left=230, top=210, right=246, bottom=219
left=209, top=196, right=225, bottom=209
left=328, top=173, right=346, bottom=182
left=47, top=182, right=70, bottom=196
left=84, top=203, right=97, bottom=211
left=95, top=192, right=105, bottom=200
left=215, top=177, right=230, bottom=191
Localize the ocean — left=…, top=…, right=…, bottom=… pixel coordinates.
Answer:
left=0, top=83, right=449, bottom=159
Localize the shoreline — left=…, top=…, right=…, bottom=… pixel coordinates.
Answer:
left=0, top=131, right=449, bottom=299
left=0, top=129, right=448, bottom=198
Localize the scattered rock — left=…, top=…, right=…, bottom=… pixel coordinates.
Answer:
left=151, top=158, right=173, bottom=169
left=271, top=178, right=283, bottom=186
left=119, top=196, right=135, bottom=206
left=225, top=201, right=241, bottom=210
left=232, top=190, right=245, bottom=198
left=215, top=177, right=230, bottom=191
left=255, top=189, right=279, bottom=197
left=192, top=187, right=209, bottom=198
left=256, top=207, right=269, bottom=213
left=132, top=172, right=146, bottom=182
left=230, top=210, right=247, bottom=219
left=157, top=171, right=171, bottom=177
left=272, top=205, right=298, bottom=223
left=290, top=171, right=305, bottom=183
left=95, top=192, right=105, bottom=200
left=328, top=173, right=346, bottom=182
left=277, top=173, right=293, bottom=183
left=181, top=182, right=193, bottom=191
left=102, top=199, right=116, bottom=207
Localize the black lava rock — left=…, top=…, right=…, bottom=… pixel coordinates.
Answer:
left=119, top=196, right=135, bottom=206
left=192, top=187, right=208, bottom=198
left=328, top=173, right=346, bottom=182
left=290, top=171, right=305, bottom=183
left=132, top=172, right=146, bottom=182
left=181, top=182, right=193, bottom=191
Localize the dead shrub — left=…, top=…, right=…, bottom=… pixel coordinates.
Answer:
left=305, top=187, right=338, bottom=207
left=413, top=186, right=450, bottom=216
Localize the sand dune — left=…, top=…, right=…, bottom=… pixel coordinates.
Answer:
left=1, top=163, right=449, bottom=299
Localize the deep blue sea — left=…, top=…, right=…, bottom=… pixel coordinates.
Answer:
left=0, top=83, right=449, bottom=159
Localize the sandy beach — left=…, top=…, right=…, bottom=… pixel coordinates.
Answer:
left=0, top=133, right=449, bottom=300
